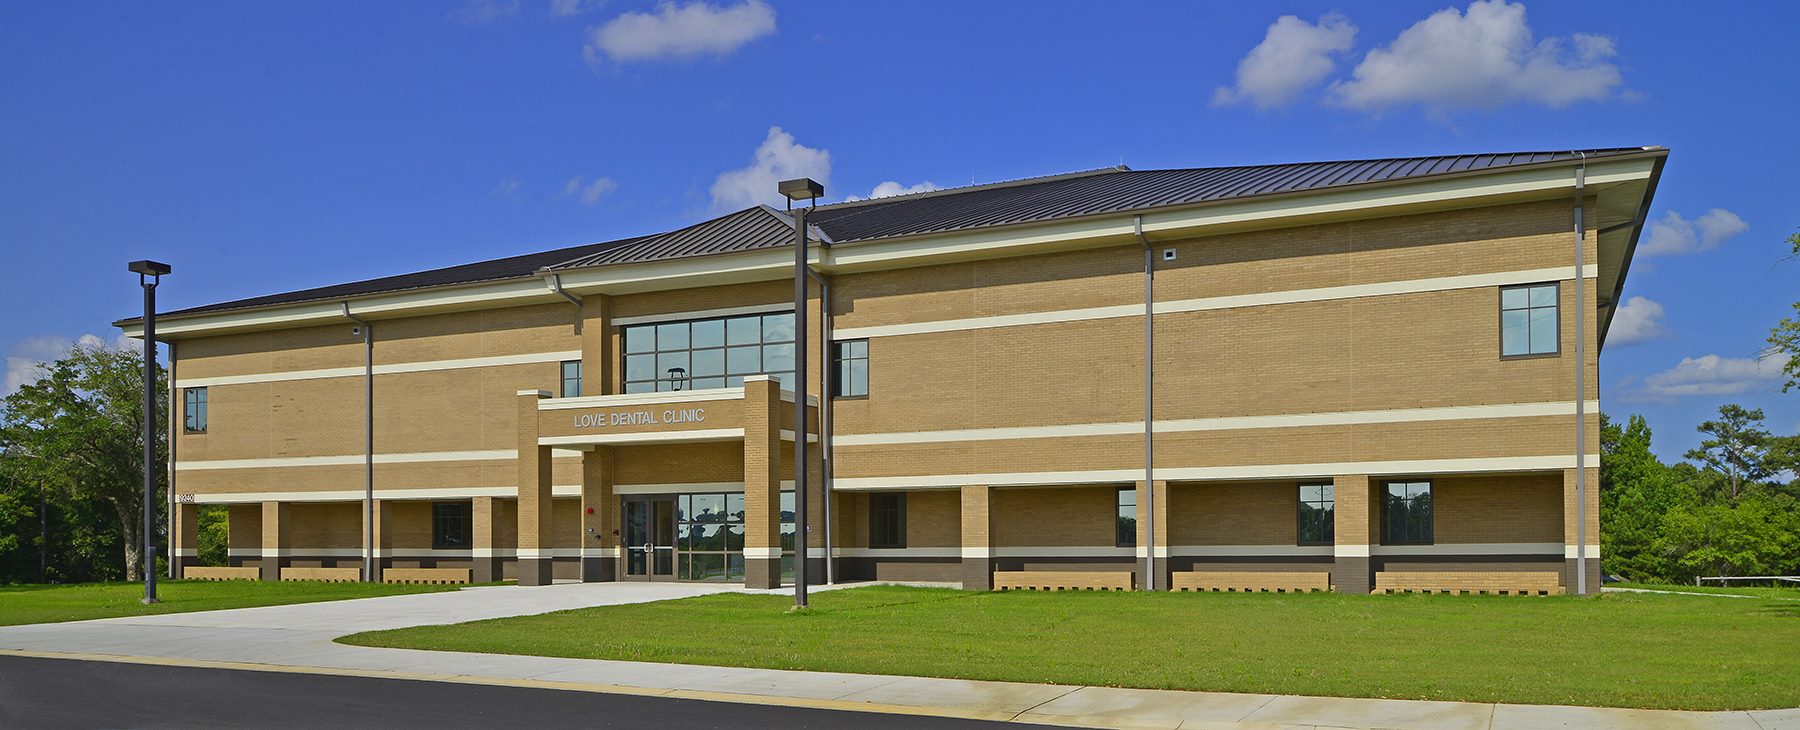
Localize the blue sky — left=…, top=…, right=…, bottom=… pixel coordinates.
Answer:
left=1, top=0, right=1795, bottom=462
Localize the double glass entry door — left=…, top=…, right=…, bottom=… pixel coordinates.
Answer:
left=623, top=496, right=676, bottom=581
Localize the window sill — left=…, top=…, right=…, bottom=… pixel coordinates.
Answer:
left=1500, top=352, right=1560, bottom=361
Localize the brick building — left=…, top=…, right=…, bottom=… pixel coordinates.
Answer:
left=121, top=147, right=1667, bottom=595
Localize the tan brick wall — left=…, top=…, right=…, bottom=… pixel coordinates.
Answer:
left=1433, top=474, right=1562, bottom=544
left=993, top=486, right=1123, bottom=548
left=1171, top=481, right=1301, bottom=546
left=286, top=502, right=362, bottom=548
left=847, top=489, right=959, bottom=548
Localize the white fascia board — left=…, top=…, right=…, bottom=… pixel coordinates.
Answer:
left=538, top=387, right=744, bottom=410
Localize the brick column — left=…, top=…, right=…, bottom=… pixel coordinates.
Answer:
left=171, top=501, right=198, bottom=578
left=260, top=501, right=287, bottom=581
left=1331, top=475, right=1373, bottom=594
left=743, top=376, right=782, bottom=588
left=1136, top=480, right=1170, bottom=590
left=362, top=498, right=390, bottom=580
left=580, top=295, right=614, bottom=396
left=802, top=412, right=827, bottom=583
left=472, top=496, right=502, bottom=583
left=516, top=389, right=554, bottom=586
left=960, top=485, right=993, bottom=591
left=581, top=447, right=618, bottom=582
left=1563, top=466, right=1601, bottom=594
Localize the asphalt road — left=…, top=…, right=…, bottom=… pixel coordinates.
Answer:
left=0, top=655, right=1012, bottom=729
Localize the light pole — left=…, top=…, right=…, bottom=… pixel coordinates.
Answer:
left=129, top=259, right=171, bottom=604
left=779, top=177, right=822, bottom=609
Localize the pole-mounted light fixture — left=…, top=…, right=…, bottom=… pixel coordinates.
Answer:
left=128, top=259, right=171, bottom=605
left=779, top=177, right=821, bottom=609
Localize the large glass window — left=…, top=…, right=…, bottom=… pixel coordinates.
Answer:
left=1116, top=487, right=1137, bottom=547
left=183, top=387, right=208, bottom=433
left=432, top=501, right=472, bottom=549
left=1500, top=283, right=1559, bottom=357
left=676, top=492, right=746, bottom=581
left=560, top=360, right=582, bottom=398
left=1382, top=481, right=1433, bottom=545
left=869, top=493, right=906, bottom=548
left=1298, top=483, right=1334, bottom=545
left=833, top=339, right=869, bottom=398
left=622, top=311, right=794, bottom=393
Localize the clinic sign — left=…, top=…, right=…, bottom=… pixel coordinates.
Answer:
left=571, top=407, right=706, bottom=430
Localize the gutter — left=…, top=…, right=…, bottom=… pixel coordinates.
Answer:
left=1572, top=155, right=1590, bottom=596
left=1133, top=215, right=1156, bottom=591
left=340, top=303, right=376, bottom=583
left=538, top=268, right=583, bottom=309
left=805, top=267, right=835, bottom=584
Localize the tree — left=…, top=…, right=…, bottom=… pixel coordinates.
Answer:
left=1599, top=414, right=1684, bottom=580
left=0, top=341, right=165, bottom=581
left=1684, top=404, right=1773, bottom=503
left=1770, top=230, right=1799, bottom=392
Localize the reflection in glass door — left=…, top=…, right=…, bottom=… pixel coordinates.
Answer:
left=623, top=496, right=676, bottom=581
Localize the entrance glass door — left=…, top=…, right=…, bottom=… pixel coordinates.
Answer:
left=623, top=496, right=677, bottom=581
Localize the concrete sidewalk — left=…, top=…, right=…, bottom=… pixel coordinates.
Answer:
left=0, top=582, right=1793, bottom=730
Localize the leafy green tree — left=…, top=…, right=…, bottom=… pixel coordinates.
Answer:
left=1770, top=230, right=1799, bottom=392
left=1655, top=494, right=1800, bottom=581
left=1, top=341, right=165, bottom=581
left=1599, top=414, right=1684, bottom=580
left=196, top=504, right=229, bottom=567
left=1684, top=404, right=1773, bottom=502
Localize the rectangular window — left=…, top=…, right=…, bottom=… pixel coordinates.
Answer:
left=869, top=493, right=906, bottom=548
left=560, top=360, right=582, bottom=398
left=183, top=387, right=207, bottom=433
left=1500, top=283, right=1559, bottom=357
left=1381, top=481, right=1433, bottom=545
left=1297, top=483, right=1334, bottom=545
left=833, top=339, right=868, bottom=398
left=432, top=501, right=472, bottom=549
left=1116, top=487, right=1137, bottom=547
left=621, top=311, right=794, bottom=393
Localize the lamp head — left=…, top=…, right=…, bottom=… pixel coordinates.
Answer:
left=128, top=260, right=172, bottom=276
left=778, top=177, right=824, bottom=202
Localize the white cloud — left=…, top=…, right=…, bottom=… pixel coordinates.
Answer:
left=1213, top=13, right=1357, bottom=110
left=549, top=0, right=600, bottom=17
left=4, top=334, right=110, bottom=397
left=1607, top=296, right=1666, bottom=347
left=584, top=0, right=776, bottom=64
left=493, top=178, right=522, bottom=199
left=451, top=0, right=519, bottom=25
left=561, top=176, right=617, bottom=205
left=844, top=180, right=941, bottom=202
left=1639, top=208, right=1748, bottom=256
left=1619, top=352, right=1791, bottom=404
left=1327, top=0, right=1622, bottom=112
left=709, top=127, right=830, bottom=211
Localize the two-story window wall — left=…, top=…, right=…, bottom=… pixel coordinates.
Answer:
left=622, top=312, right=795, bottom=393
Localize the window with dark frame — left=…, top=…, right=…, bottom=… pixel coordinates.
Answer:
left=432, top=501, right=472, bottom=549
left=1116, top=487, right=1137, bottom=547
left=833, top=339, right=868, bottom=398
left=1297, top=483, right=1334, bottom=545
left=183, top=387, right=207, bottom=433
left=560, top=360, right=582, bottom=398
left=1381, top=481, right=1433, bottom=545
left=869, top=493, right=906, bottom=548
left=621, top=312, right=795, bottom=393
left=1500, top=283, right=1559, bottom=357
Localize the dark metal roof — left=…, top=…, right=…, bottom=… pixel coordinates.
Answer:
left=135, top=147, right=1660, bottom=323
left=803, top=148, right=1655, bottom=242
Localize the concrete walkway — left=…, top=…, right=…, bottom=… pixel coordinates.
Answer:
left=1, top=582, right=1794, bottom=730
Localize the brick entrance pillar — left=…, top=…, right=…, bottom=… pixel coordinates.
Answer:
left=516, top=389, right=554, bottom=586
left=743, top=376, right=782, bottom=588
left=1563, top=466, right=1601, bottom=595
left=581, top=447, right=618, bottom=582
left=1136, top=480, right=1170, bottom=590
left=1331, top=475, right=1373, bottom=594
left=362, top=498, right=390, bottom=580
left=472, top=496, right=503, bottom=583
left=960, top=485, right=992, bottom=591
left=171, top=501, right=198, bottom=578
left=260, top=501, right=287, bottom=581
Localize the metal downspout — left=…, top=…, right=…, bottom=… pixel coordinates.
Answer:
left=806, top=268, right=834, bottom=584
left=1134, top=215, right=1156, bottom=591
left=341, top=303, right=375, bottom=583
left=1573, top=155, right=1589, bottom=596
left=541, top=270, right=583, bottom=309
left=167, top=341, right=177, bottom=579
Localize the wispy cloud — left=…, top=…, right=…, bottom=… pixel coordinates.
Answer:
left=549, top=0, right=601, bottom=18
left=584, top=0, right=776, bottom=64
left=1213, top=12, right=1357, bottom=110
left=4, top=334, right=110, bottom=396
left=562, top=176, right=618, bottom=205
left=709, top=127, right=830, bottom=211
left=1617, top=352, right=1791, bottom=405
left=1607, top=296, right=1667, bottom=347
left=1326, top=0, right=1622, bottom=113
left=451, top=0, right=520, bottom=25
left=1639, top=208, right=1748, bottom=256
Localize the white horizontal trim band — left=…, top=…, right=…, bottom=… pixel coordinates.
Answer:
left=539, top=388, right=743, bottom=410
left=1564, top=544, right=1602, bottom=559
left=1174, top=545, right=1335, bottom=557
left=613, top=482, right=746, bottom=495
left=171, top=549, right=197, bottom=557
left=743, top=548, right=783, bottom=559
left=779, top=430, right=820, bottom=443
left=835, top=401, right=1600, bottom=447
left=833, top=265, right=1599, bottom=340
left=226, top=547, right=584, bottom=558
left=833, top=454, right=1602, bottom=490
left=184, top=485, right=584, bottom=504
left=540, top=429, right=744, bottom=446
left=176, top=351, right=581, bottom=389
left=177, top=449, right=548, bottom=472
left=611, top=303, right=790, bottom=327
left=1334, top=545, right=1371, bottom=558
left=1374, top=542, right=1564, bottom=556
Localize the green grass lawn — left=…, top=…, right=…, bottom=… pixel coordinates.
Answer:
left=341, top=585, right=1800, bottom=711
left=0, top=579, right=461, bottom=626
left=1613, top=582, right=1800, bottom=599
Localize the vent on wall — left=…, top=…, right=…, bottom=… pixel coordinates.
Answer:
left=1162, top=249, right=1178, bottom=261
